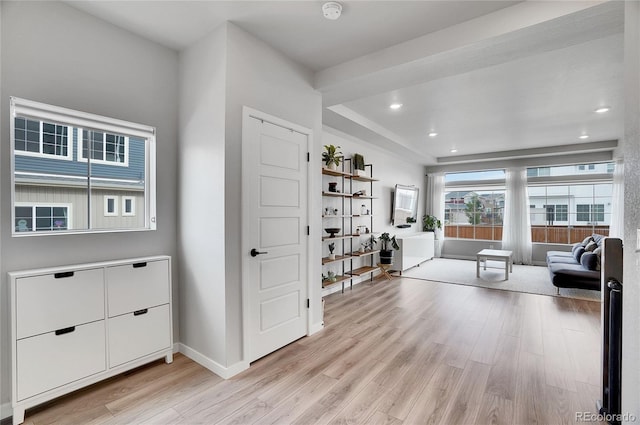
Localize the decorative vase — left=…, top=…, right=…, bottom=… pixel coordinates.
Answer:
left=328, top=182, right=338, bottom=192
left=359, top=246, right=365, bottom=253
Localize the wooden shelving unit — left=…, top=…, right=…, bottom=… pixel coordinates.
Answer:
left=322, top=161, right=379, bottom=293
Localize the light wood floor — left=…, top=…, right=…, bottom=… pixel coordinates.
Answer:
left=13, top=277, right=604, bottom=425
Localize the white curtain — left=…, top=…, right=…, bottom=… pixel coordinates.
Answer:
left=426, top=172, right=445, bottom=254
left=502, top=167, right=532, bottom=264
left=609, top=159, right=624, bottom=238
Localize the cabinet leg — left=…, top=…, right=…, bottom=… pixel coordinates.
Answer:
left=165, top=352, right=174, bottom=364
left=13, top=407, right=25, bottom=425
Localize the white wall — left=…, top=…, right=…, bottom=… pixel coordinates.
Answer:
left=622, top=1, right=640, bottom=420
left=178, top=22, right=323, bottom=371
left=0, top=1, right=179, bottom=412
left=225, top=23, right=323, bottom=364
left=178, top=26, right=228, bottom=366
left=321, top=127, right=427, bottom=293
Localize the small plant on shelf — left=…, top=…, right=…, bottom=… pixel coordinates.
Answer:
left=328, top=242, right=336, bottom=260
left=422, top=214, right=442, bottom=232
left=322, top=271, right=337, bottom=283
left=322, top=144, right=342, bottom=170
left=361, top=234, right=376, bottom=252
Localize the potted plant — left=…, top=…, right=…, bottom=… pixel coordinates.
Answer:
left=322, top=144, right=342, bottom=170
left=378, top=232, right=399, bottom=264
left=322, top=271, right=337, bottom=283
left=422, top=214, right=442, bottom=232
left=353, top=153, right=366, bottom=176
left=328, top=242, right=336, bottom=260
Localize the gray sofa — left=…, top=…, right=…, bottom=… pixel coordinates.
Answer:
left=546, top=234, right=604, bottom=292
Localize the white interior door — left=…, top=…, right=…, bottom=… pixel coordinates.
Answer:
left=243, top=113, right=308, bottom=363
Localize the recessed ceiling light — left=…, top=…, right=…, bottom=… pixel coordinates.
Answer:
left=594, top=107, right=610, bottom=113
left=389, top=103, right=403, bottom=110
left=579, top=134, right=589, bottom=139
left=450, top=148, right=458, bottom=153
left=428, top=132, right=438, bottom=137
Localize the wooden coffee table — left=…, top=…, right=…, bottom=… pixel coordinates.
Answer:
left=476, top=249, right=513, bottom=280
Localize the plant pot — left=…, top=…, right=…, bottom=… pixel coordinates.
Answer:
left=380, top=250, right=394, bottom=265
left=329, top=253, right=336, bottom=260
left=327, top=162, right=337, bottom=171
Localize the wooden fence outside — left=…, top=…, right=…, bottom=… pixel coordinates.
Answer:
left=444, top=225, right=609, bottom=244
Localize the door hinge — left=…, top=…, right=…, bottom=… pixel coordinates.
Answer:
left=307, top=299, right=310, bottom=309
left=307, top=152, right=310, bottom=162
left=307, top=225, right=310, bottom=235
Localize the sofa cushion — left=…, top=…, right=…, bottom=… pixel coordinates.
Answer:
left=585, top=241, right=598, bottom=252
left=580, top=252, right=599, bottom=271
left=571, top=243, right=583, bottom=255
left=573, top=246, right=586, bottom=262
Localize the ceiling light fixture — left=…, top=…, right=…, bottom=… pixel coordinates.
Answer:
left=579, top=134, right=589, bottom=139
left=389, top=103, right=403, bottom=110
left=450, top=149, right=458, bottom=153
left=594, top=106, right=611, bottom=113
left=322, top=2, right=342, bottom=20
left=428, top=132, right=438, bottom=137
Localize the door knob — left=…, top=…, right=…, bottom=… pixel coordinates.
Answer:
left=251, top=248, right=268, bottom=257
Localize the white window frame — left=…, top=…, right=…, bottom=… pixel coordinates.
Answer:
left=14, top=118, right=73, bottom=161
left=104, top=196, right=118, bottom=217
left=77, top=128, right=130, bottom=167
left=122, top=196, right=136, bottom=216
left=15, top=202, right=73, bottom=232
left=11, top=97, right=157, bottom=236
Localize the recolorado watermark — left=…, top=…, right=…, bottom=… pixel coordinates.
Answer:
left=576, top=411, right=637, bottom=422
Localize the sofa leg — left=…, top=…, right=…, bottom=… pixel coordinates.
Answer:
left=556, top=287, right=560, bottom=295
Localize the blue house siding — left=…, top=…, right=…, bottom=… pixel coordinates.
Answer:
left=15, top=127, right=146, bottom=181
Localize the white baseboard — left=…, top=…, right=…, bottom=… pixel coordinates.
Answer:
left=1, top=401, right=12, bottom=421
left=178, top=343, right=249, bottom=379
left=309, top=321, right=324, bottom=335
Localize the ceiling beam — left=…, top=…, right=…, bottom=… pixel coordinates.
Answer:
left=317, top=1, right=620, bottom=107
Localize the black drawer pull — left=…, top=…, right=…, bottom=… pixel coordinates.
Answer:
left=54, top=271, right=75, bottom=279
left=132, top=262, right=147, bottom=268
left=55, top=326, right=76, bottom=336
left=133, top=308, right=148, bottom=316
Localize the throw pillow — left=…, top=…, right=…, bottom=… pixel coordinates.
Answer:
left=581, top=236, right=594, bottom=246
left=571, top=243, right=583, bottom=255
left=585, top=241, right=598, bottom=252
left=592, top=233, right=605, bottom=246
left=573, top=246, right=586, bottom=262
left=580, top=253, right=599, bottom=271
left=593, top=247, right=602, bottom=271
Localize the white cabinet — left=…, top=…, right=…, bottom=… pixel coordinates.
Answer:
left=9, top=256, right=173, bottom=425
left=395, top=232, right=435, bottom=272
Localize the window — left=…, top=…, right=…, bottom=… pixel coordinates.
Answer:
left=11, top=97, right=156, bottom=235
left=529, top=184, right=611, bottom=243
left=443, top=170, right=505, bottom=241
left=104, top=196, right=118, bottom=216
left=79, top=130, right=129, bottom=166
left=14, top=117, right=72, bottom=160
left=577, top=204, right=605, bottom=222
left=15, top=204, right=71, bottom=232
left=122, top=196, right=136, bottom=216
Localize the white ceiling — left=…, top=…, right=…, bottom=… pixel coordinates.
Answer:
left=65, top=0, right=624, bottom=166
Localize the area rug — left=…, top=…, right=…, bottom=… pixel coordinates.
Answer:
left=401, top=257, right=601, bottom=301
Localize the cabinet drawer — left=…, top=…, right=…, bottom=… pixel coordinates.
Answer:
left=106, top=260, right=169, bottom=317
left=108, top=304, right=171, bottom=368
left=16, top=320, right=106, bottom=401
left=16, top=268, right=104, bottom=339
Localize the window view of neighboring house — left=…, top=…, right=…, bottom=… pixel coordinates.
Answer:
left=13, top=116, right=147, bottom=233
left=443, top=163, right=613, bottom=244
